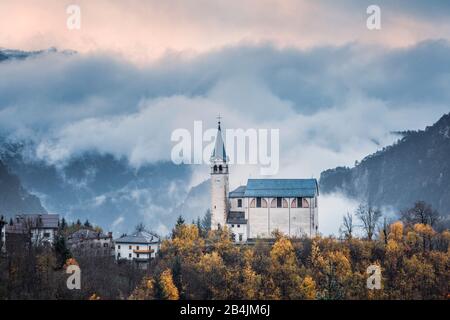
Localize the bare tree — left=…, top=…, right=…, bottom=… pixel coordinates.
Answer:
left=339, top=212, right=354, bottom=240
left=135, top=223, right=146, bottom=232
left=400, top=201, right=440, bottom=227
left=355, top=203, right=382, bottom=241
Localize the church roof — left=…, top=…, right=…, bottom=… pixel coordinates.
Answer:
left=211, top=122, right=227, bottom=161
left=229, top=185, right=246, bottom=198
left=243, top=179, right=319, bottom=198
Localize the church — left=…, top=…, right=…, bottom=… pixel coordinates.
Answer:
left=210, top=120, right=319, bottom=242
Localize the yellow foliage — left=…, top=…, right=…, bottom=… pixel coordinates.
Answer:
left=386, top=239, right=401, bottom=255
left=326, top=250, right=352, bottom=279
left=159, top=269, right=179, bottom=300
left=129, top=277, right=155, bottom=300
left=270, top=236, right=296, bottom=267
left=300, top=276, right=316, bottom=300
left=198, top=251, right=224, bottom=273
left=389, top=221, right=404, bottom=241
left=414, top=223, right=436, bottom=236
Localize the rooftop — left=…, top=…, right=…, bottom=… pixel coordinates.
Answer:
left=242, top=179, right=319, bottom=198
left=229, top=185, right=246, bottom=198
left=115, top=230, right=160, bottom=244
left=67, top=228, right=111, bottom=243
left=6, top=214, right=59, bottom=233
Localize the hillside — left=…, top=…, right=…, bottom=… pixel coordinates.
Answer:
left=0, top=140, right=192, bottom=234
left=0, top=160, right=46, bottom=217
left=320, top=113, right=450, bottom=216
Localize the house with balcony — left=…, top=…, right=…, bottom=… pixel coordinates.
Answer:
left=114, top=230, right=160, bottom=269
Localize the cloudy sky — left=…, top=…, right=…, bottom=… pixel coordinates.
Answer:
left=1, top=0, right=450, bottom=234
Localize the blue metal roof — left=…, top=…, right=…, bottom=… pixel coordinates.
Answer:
left=243, top=179, right=318, bottom=197
left=229, top=185, right=246, bottom=198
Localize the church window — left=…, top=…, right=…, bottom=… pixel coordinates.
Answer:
left=213, top=165, right=218, bottom=173
left=231, top=224, right=235, bottom=228
left=250, top=199, right=256, bottom=208
left=219, top=165, right=223, bottom=173
left=237, top=224, right=240, bottom=228
left=237, top=199, right=242, bottom=207
left=239, top=234, right=243, bottom=242
left=297, top=197, right=303, bottom=208
left=277, top=197, right=282, bottom=208
left=256, top=197, right=262, bottom=208
left=303, top=198, right=310, bottom=208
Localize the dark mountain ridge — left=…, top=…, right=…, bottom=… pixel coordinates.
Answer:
left=0, top=159, right=46, bottom=217
left=320, top=112, right=450, bottom=216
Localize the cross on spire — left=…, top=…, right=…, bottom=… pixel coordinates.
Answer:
left=216, top=114, right=222, bottom=130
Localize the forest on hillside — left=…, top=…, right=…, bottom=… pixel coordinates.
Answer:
left=130, top=212, right=449, bottom=300
left=0, top=202, right=449, bottom=300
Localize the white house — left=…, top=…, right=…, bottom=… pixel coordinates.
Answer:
left=210, top=121, right=319, bottom=242
left=114, top=230, right=160, bottom=268
left=6, top=214, right=59, bottom=246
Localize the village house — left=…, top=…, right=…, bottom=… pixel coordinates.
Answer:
left=67, top=228, right=114, bottom=257
left=210, top=121, right=319, bottom=242
left=5, top=214, right=59, bottom=248
left=114, top=230, right=160, bottom=269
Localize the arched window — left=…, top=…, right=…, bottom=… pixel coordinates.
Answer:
left=302, top=198, right=310, bottom=208
left=213, top=165, right=218, bottom=173
left=256, top=198, right=267, bottom=208
left=250, top=199, right=256, bottom=208
left=272, top=198, right=288, bottom=208
left=219, top=165, right=223, bottom=173
left=291, top=199, right=297, bottom=208
left=270, top=198, right=277, bottom=208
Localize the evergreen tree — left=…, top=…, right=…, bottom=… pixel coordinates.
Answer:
left=83, top=219, right=92, bottom=228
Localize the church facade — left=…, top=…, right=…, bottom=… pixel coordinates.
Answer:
left=210, top=121, right=319, bottom=242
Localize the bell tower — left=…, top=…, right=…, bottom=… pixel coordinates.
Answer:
left=210, top=117, right=229, bottom=230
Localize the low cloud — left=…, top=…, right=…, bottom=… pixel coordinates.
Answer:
left=1, top=41, right=449, bottom=234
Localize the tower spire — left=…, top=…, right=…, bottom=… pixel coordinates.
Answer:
left=211, top=115, right=227, bottom=161
left=217, top=114, right=222, bottom=131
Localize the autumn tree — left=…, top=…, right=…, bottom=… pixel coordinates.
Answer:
left=339, top=212, right=354, bottom=240
left=269, top=236, right=303, bottom=299
left=356, top=203, right=382, bottom=240
left=401, top=201, right=440, bottom=228
left=159, top=269, right=179, bottom=300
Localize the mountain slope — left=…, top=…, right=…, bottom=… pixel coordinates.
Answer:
left=170, top=179, right=210, bottom=222
left=0, top=160, right=46, bottom=217
left=320, top=113, right=450, bottom=215
left=0, top=141, right=193, bottom=234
